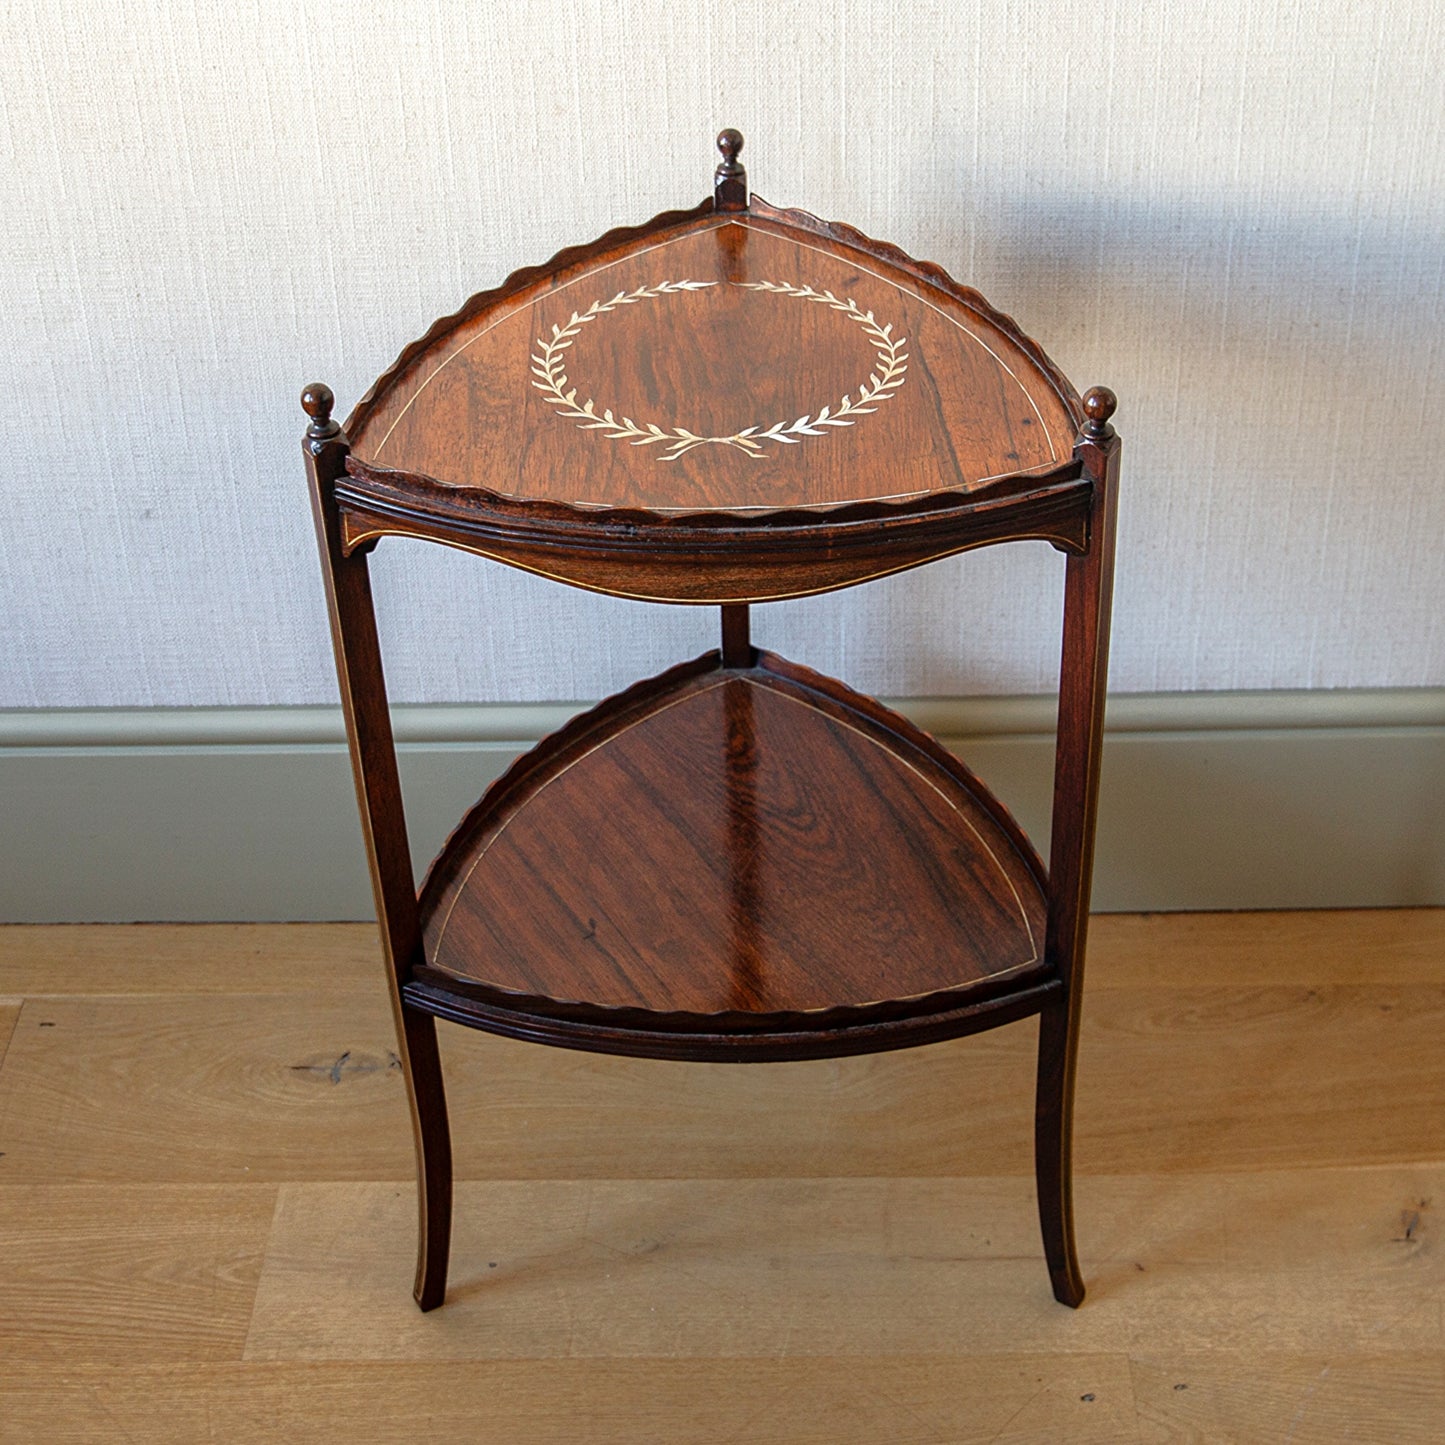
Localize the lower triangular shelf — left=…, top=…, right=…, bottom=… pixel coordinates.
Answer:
left=416, top=651, right=1048, bottom=1035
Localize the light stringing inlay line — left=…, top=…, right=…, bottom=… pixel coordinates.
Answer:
left=530, top=280, right=909, bottom=461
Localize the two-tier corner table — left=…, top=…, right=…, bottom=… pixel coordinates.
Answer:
left=303, top=130, right=1119, bottom=1313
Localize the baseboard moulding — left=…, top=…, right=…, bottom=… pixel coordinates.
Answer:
left=3, top=688, right=1441, bottom=921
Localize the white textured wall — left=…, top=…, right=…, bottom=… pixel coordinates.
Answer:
left=3, top=0, right=1442, bottom=707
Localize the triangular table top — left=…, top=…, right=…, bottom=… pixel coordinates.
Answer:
left=346, top=200, right=1084, bottom=518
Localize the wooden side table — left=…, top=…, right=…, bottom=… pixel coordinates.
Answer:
left=304, top=130, right=1119, bottom=1313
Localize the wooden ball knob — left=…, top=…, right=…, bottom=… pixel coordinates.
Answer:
left=301, top=382, right=334, bottom=422
left=1082, top=386, right=1117, bottom=438
left=716, top=128, right=744, bottom=167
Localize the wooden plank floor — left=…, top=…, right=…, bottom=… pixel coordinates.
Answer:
left=0, top=911, right=1440, bottom=1442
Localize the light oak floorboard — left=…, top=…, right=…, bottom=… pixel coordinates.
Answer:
left=0, top=993, right=409, bottom=1183
left=1130, top=1352, right=1445, bottom=1444
left=1091, top=908, right=1445, bottom=988
left=0, top=923, right=378, bottom=996
left=1075, top=980, right=1445, bottom=1173
left=0, top=1184, right=277, bottom=1363
left=0, top=981, right=1439, bottom=1184
left=0, top=1000, right=18, bottom=1072
left=0, top=912, right=1440, bottom=1440
left=0, top=1357, right=1139, bottom=1445
left=245, top=1167, right=1443, bottom=1361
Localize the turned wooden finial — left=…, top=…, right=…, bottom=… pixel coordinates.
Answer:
left=1081, top=386, right=1118, bottom=441
left=301, top=382, right=341, bottom=442
left=714, top=128, right=747, bottom=211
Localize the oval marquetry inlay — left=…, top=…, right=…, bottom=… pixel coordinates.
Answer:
left=530, top=278, right=909, bottom=462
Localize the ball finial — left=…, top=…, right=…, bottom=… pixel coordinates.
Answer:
left=1082, top=385, right=1117, bottom=440
left=713, top=127, right=748, bottom=211
left=301, top=382, right=341, bottom=443
left=301, top=382, right=334, bottom=422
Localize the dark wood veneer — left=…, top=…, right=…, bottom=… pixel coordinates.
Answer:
left=304, top=131, right=1120, bottom=1317
left=342, top=199, right=717, bottom=442
left=336, top=180, right=1093, bottom=605
left=334, top=462, right=1091, bottom=603
left=402, top=972, right=1063, bottom=1064
left=417, top=650, right=1047, bottom=1032
left=345, top=202, right=1081, bottom=521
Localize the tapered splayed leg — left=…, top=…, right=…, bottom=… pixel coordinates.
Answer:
left=303, top=386, right=454, bottom=1310
left=1034, top=996, right=1085, bottom=1307
left=1034, top=402, right=1117, bottom=1310
left=402, top=1008, right=453, bottom=1311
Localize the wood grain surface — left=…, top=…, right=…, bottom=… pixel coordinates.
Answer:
left=0, top=1002, right=17, bottom=1071
left=1129, top=1353, right=1445, bottom=1443
left=0, top=924, right=378, bottom=995
left=333, top=464, right=1091, bottom=604
left=3, top=912, right=1440, bottom=1440
left=0, top=1183, right=275, bottom=1362
left=423, top=653, right=1046, bottom=1021
left=0, top=993, right=412, bottom=1182
left=1088, top=907, right=1445, bottom=987
left=6, top=1354, right=1439, bottom=1445
left=332, top=198, right=1094, bottom=607
left=0, top=1358, right=1140, bottom=1444
left=243, top=1165, right=1445, bottom=1360
left=348, top=203, right=1078, bottom=515
left=0, top=970, right=1439, bottom=1187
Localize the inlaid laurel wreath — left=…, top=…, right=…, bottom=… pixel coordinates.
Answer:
left=530, top=281, right=909, bottom=461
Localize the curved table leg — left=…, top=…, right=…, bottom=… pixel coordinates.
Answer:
left=1034, top=995, right=1085, bottom=1306
left=404, top=1008, right=453, bottom=1311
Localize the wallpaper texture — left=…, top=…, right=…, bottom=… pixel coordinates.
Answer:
left=3, top=0, right=1442, bottom=707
